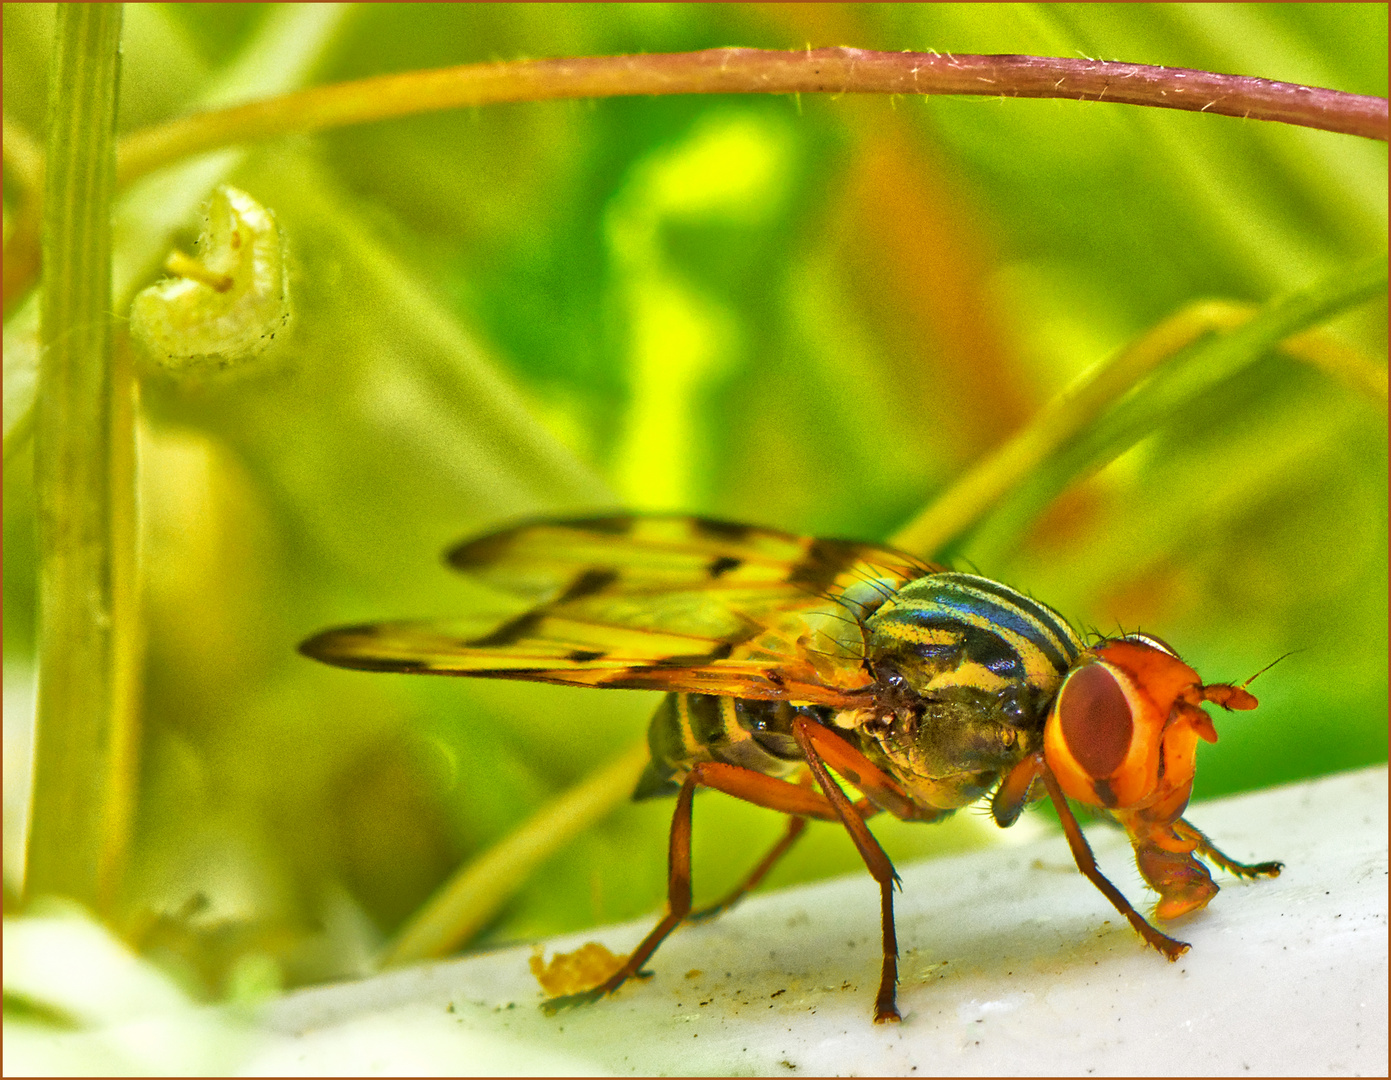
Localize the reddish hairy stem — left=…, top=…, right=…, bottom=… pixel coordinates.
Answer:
left=6, top=48, right=1381, bottom=314
left=117, top=48, right=1387, bottom=184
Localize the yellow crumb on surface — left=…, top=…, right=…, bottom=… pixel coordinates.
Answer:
left=529, top=942, right=627, bottom=997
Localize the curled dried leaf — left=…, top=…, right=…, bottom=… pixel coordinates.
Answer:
left=130, top=185, right=290, bottom=375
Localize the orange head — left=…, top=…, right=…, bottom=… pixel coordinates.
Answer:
left=1042, top=634, right=1257, bottom=815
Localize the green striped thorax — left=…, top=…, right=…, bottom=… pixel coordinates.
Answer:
left=849, top=572, right=1086, bottom=812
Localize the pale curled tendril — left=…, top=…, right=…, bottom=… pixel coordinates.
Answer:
left=130, top=185, right=291, bottom=374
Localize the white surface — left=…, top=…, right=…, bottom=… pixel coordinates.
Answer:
left=6, top=766, right=1386, bottom=1076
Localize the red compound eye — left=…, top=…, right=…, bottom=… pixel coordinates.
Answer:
left=1057, top=662, right=1134, bottom=780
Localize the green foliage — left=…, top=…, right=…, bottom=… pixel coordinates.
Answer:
left=3, top=2, right=1385, bottom=1002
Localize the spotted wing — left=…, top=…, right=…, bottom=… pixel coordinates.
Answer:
left=300, top=515, right=936, bottom=707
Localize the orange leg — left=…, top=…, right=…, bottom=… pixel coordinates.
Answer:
left=542, top=760, right=844, bottom=1015
left=793, top=717, right=939, bottom=822
left=1175, top=818, right=1284, bottom=879
left=1038, top=761, right=1190, bottom=960
left=689, top=814, right=808, bottom=923
left=1132, top=840, right=1219, bottom=920
left=792, top=717, right=904, bottom=1023
left=691, top=771, right=885, bottom=923
left=992, top=751, right=1044, bottom=828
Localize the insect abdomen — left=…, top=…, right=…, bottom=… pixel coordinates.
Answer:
left=633, top=693, right=820, bottom=800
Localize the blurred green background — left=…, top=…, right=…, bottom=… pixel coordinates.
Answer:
left=3, top=3, right=1386, bottom=1003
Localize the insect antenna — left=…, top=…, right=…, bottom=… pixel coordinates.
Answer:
left=1238, top=649, right=1301, bottom=689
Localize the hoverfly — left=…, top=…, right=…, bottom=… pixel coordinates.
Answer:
left=300, top=514, right=1282, bottom=1023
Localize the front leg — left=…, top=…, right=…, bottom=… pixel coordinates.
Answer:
left=792, top=717, right=905, bottom=1023
left=1175, top=817, right=1284, bottom=880
left=1127, top=815, right=1284, bottom=920
left=1038, top=762, right=1191, bottom=959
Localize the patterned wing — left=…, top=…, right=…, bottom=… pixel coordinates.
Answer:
left=300, top=515, right=937, bottom=707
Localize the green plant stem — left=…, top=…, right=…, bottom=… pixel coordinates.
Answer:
left=114, top=49, right=1388, bottom=185
left=382, top=740, right=651, bottom=967
left=3, top=6, right=354, bottom=466
left=894, top=252, right=1388, bottom=562
left=28, top=2, right=131, bottom=911
left=892, top=301, right=1250, bottom=558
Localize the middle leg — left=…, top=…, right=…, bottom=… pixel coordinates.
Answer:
left=689, top=772, right=884, bottom=923
left=542, top=759, right=843, bottom=1013
left=689, top=814, right=807, bottom=923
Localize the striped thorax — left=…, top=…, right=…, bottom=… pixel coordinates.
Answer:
left=851, top=572, right=1084, bottom=812
left=636, top=570, right=1086, bottom=817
